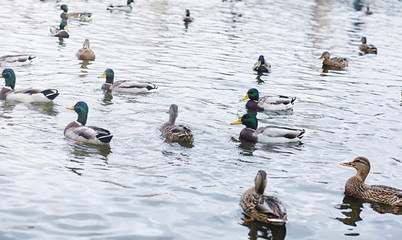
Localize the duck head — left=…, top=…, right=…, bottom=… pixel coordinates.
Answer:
left=341, top=156, right=371, bottom=181
left=83, top=39, right=91, bottom=49
left=319, top=51, right=330, bottom=59
left=241, top=88, right=260, bottom=101
left=67, top=101, right=89, bottom=125
left=98, top=69, right=114, bottom=84
left=361, top=37, right=367, bottom=44
left=231, top=114, right=258, bottom=130
left=185, top=9, right=191, bottom=17
left=0, top=68, right=16, bottom=90
left=127, top=0, right=134, bottom=5
left=59, top=4, right=68, bottom=13
left=254, top=170, right=267, bottom=194
left=167, top=104, right=179, bottom=125
left=257, top=55, right=266, bottom=67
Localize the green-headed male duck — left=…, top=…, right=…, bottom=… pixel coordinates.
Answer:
left=0, top=68, right=59, bottom=102
left=341, top=157, right=402, bottom=206
left=240, top=170, right=287, bottom=225
left=319, top=51, right=349, bottom=69
left=231, top=114, right=305, bottom=143
left=98, top=68, right=157, bottom=93
left=49, top=20, right=69, bottom=38
left=253, top=55, right=271, bottom=73
left=107, top=0, right=134, bottom=12
left=65, top=101, right=113, bottom=145
left=160, top=104, right=193, bottom=143
left=59, top=4, right=92, bottom=21
left=241, top=88, right=296, bottom=111
left=183, top=9, right=194, bottom=22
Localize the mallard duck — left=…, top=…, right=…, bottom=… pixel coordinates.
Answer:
left=319, top=51, right=349, bottom=69
left=49, top=20, right=69, bottom=38
left=359, top=37, right=377, bottom=54
left=241, top=88, right=296, bottom=111
left=341, top=157, right=402, bottom=206
left=59, top=4, right=92, bottom=21
left=240, top=170, right=287, bottom=225
left=365, top=5, right=373, bottom=15
left=253, top=55, right=271, bottom=73
left=160, top=104, right=193, bottom=142
left=98, top=68, right=157, bottom=93
left=183, top=9, right=194, bottom=22
left=107, top=0, right=134, bottom=12
left=76, top=39, right=95, bottom=60
left=0, top=55, right=35, bottom=67
left=0, top=68, right=59, bottom=102
left=231, top=114, right=305, bottom=143
left=65, top=101, right=113, bottom=145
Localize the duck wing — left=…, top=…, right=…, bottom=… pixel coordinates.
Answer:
left=257, top=126, right=305, bottom=139
left=88, top=126, right=113, bottom=143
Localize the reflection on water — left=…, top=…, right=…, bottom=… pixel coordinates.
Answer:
left=241, top=214, right=286, bottom=240
left=67, top=141, right=112, bottom=159
left=101, top=91, right=114, bottom=105
left=29, top=102, right=59, bottom=116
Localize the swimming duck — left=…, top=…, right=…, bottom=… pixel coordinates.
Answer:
left=241, top=88, right=296, bottom=111
left=76, top=39, right=95, bottom=60
left=231, top=114, right=305, bottom=143
left=183, top=9, right=194, bottom=22
left=359, top=37, right=377, bottom=54
left=0, top=68, right=59, bottom=102
left=0, top=55, right=35, bottom=67
left=240, top=170, right=287, bottom=225
left=365, top=5, right=373, bottom=15
left=65, top=101, right=113, bottom=145
left=341, top=157, right=402, bottom=206
left=319, top=51, right=349, bottom=69
left=107, top=0, right=134, bottom=12
left=59, top=4, right=92, bottom=21
left=98, top=68, right=157, bottom=93
left=49, top=20, right=69, bottom=38
left=253, top=55, right=271, bottom=73
left=160, top=104, right=193, bottom=142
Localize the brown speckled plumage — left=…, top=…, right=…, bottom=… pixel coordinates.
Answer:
left=320, top=51, right=349, bottom=69
left=359, top=37, right=377, bottom=54
left=341, top=157, right=402, bottom=206
left=240, top=170, right=287, bottom=225
left=160, top=104, right=193, bottom=143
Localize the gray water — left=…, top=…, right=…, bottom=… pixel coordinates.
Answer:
left=0, top=0, right=401, bottom=239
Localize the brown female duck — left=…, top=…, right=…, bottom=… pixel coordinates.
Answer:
left=160, top=104, right=193, bottom=142
left=76, top=39, right=95, bottom=60
left=341, top=157, right=402, bottom=206
left=359, top=37, right=377, bottom=54
left=240, top=170, right=287, bottom=225
left=319, top=51, right=349, bottom=69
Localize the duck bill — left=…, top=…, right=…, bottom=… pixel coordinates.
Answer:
left=340, top=162, right=352, bottom=167
left=257, top=61, right=262, bottom=67
left=66, top=106, right=75, bottom=110
left=64, top=25, right=69, bottom=31
left=0, top=74, right=2, bottom=78
left=241, top=94, right=250, bottom=101
left=230, top=117, right=242, bottom=125
left=98, top=73, right=107, bottom=78
left=319, top=55, right=324, bottom=59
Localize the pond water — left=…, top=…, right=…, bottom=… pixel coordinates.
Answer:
left=0, top=0, right=401, bottom=239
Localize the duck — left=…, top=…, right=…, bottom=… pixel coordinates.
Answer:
left=365, top=5, right=373, bottom=15
left=98, top=68, right=157, bottom=93
left=341, top=157, right=402, bottom=206
left=241, top=88, right=296, bottom=111
left=319, top=51, right=349, bottom=69
left=359, top=37, right=377, bottom=54
left=240, top=170, right=287, bottom=225
left=65, top=101, right=113, bottom=145
left=59, top=4, right=92, bottom=21
left=183, top=9, right=194, bottom=22
left=76, top=39, right=95, bottom=61
left=0, top=55, right=35, bottom=67
left=230, top=114, right=305, bottom=143
left=107, top=0, right=134, bottom=12
left=49, top=20, right=69, bottom=38
left=253, top=55, right=271, bottom=73
left=0, top=68, right=59, bottom=102
left=160, top=104, right=194, bottom=142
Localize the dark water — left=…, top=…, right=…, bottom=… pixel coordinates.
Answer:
left=0, top=0, right=401, bottom=239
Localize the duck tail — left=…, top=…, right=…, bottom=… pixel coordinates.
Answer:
left=291, top=97, right=297, bottom=105
left=41, top=89, right=59, bottom=100
left=298, top=129, right=306, bottom=139
left=28, top=55, right=36, bottom=61
left=97, top=133, right=113, bottom=143
left=146, top=84, right=158, bottom=91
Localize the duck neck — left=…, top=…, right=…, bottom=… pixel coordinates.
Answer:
left=169, top=113, right=177, bottom=125
left=77, top=112, right=88, bottom=126
left=106, top=75, right=114, bottom=84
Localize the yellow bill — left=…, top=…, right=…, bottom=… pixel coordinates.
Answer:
left=231, top=117, right=242, bottom=125
left=241, top=94, right=250, bottom=101
left=98, top=73, right=107, bottom=78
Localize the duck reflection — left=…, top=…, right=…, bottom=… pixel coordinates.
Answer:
left=241, top=215, right=286, bottom=240
left=68, top=141, right=112, bottom=158
left=336, top=195, right=402, bottom=227
left=29, top=101, right=59, bottom=116
left=101, top=90, right=114, bottom=105
left=58, top=37, right=66, bottom=47
left=255, top=74, right=264, bottom=84
left=80, top=60, right=92, bottom=69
